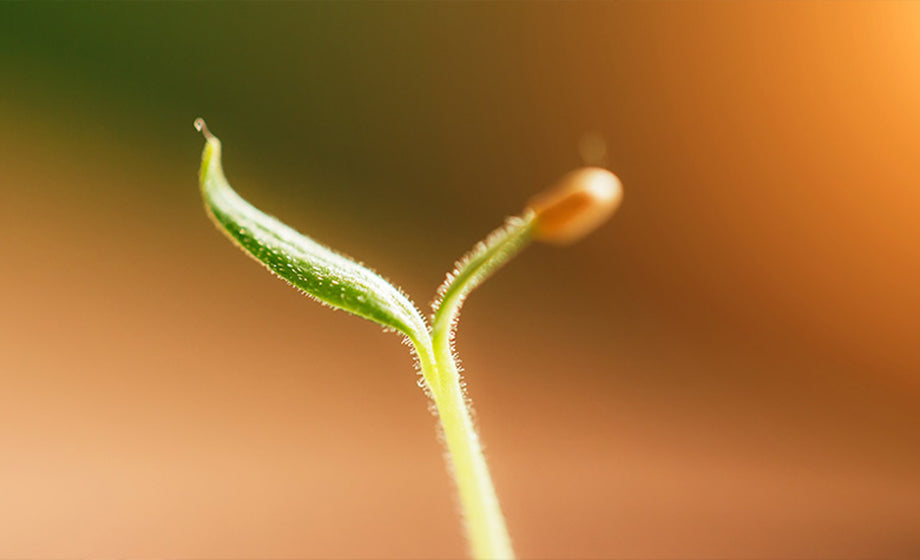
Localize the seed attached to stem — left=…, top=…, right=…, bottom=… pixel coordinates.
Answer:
left=526, top=167, right=623, bottom=245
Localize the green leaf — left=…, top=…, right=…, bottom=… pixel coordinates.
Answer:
left=195, top=120, right=429, bottom=344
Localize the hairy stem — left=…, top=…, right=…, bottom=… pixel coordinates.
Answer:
left=418, top=343, right=514, bottom=560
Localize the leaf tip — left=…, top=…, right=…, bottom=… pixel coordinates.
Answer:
left=193, top=117, right=214, bottom=140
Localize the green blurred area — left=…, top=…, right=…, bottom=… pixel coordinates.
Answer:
left=0, top=3, right=638, bottom=225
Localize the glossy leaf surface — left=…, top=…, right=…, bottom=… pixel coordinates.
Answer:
left=196, top=121, right=428, bottom=344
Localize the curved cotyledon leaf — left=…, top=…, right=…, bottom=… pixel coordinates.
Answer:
left=195, top=119, right=429, bottom=346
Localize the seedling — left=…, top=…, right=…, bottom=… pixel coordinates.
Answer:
left=194, top=119, right=622, bottom=559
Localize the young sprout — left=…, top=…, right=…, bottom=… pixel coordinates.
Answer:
left=194, top=119, right=622, bottom=560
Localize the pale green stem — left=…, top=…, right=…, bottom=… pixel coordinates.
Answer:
left=415, top=334, right=514, bottom=560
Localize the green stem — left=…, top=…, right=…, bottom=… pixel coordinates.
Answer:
left=417, top=337, right=514, bottom=560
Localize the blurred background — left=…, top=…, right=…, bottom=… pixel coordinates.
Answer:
left=1, top=2, right=918, bottom=558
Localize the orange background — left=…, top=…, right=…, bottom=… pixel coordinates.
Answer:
left=1, top=3, right=918, bottom=557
